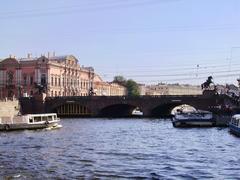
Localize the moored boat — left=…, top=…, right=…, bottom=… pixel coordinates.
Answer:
left=172, top=110, right=215, bottom=127
left=229, top=114, right=240, bottom=136
left=0, top=113, right=61, bottom=131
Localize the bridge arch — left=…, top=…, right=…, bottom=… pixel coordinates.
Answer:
left=53, top=103, right=91, bottom=117
left=99, top=104, right=143, bottom=117
left=151, top=103, right=197, bottom=117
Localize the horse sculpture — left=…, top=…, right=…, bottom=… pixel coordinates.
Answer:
left=201, top=76, right=214, bottom=89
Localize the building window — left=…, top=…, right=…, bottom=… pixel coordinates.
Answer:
left=51, top=91, right=53, bottom=96
left=30, top=76, right=34, bottom=85
left=7, top=71, right=14, bottom=84
left=23, top=76, right=27, bottom=86
left=41, top=74, right=46, bottom=85
left=55, top=78, right=57, bottom=86
left=51, top=77, right=53, bottom=86
left=59, top=78, right=61, bottom=86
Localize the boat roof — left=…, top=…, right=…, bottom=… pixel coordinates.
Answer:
left=232, top=114, right=240, bottom=119
left=24, top=113, right=57, bottom=117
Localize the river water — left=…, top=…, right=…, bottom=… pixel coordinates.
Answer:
left=0, top=118, right=240, bottom=179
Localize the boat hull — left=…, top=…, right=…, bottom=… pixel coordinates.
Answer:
left=229, top=124, right=240, bottom=137
left=172, top=118, right=215, bottom=127
left=0, top=122, right=58, bottom=131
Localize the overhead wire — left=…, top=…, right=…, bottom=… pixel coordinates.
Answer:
left=0, top=0, right=176, bottom=20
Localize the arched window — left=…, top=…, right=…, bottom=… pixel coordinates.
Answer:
left=41, top=74, right=46, bottom=85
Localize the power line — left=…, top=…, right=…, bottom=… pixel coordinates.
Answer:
left=96, top=62, right=240, bottom=75
left=135, top=73, right=240, bottom=83
left=0, top=0, right=175, bottom=20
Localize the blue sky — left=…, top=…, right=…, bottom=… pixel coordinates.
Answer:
left=1, top=0, right=240, bottom=85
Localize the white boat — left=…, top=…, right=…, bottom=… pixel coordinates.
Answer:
left=132, top=108, right=143, bottom=116
left=229, top=114, right=240, bottom=137
left=0, top=113, right=61, bottom=131
left=172, top=110, right=215, bottom=127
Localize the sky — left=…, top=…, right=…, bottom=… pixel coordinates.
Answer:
left=1, top=0, right=240, bottom=85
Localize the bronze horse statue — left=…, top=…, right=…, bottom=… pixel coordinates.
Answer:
left=201, top=76, right=214, bottom=89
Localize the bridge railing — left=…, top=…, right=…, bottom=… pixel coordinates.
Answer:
left=45, top=94, right=204, bottom=101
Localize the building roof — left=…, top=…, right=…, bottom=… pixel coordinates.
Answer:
left=18, top=57, right=38, bottom=61
left=49, top=55, right=78, bottom=62
left=18, top=54, right=78, bottom=62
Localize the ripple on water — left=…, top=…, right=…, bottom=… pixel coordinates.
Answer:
left=1, top=118, right=240, bottom=179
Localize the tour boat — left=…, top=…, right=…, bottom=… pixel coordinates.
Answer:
left=172, top=110, right=215, bottom=127
left=0, top=113, right=61, bottom=131
left=229, top=114, right=240, bottom=137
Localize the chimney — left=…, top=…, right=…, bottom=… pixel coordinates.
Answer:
left=27, top=53, right=32, bottom=58
left=9, top=54, right=16, bottom=59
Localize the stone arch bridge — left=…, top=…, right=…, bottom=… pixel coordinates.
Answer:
left=20, top=92, right=238, bottom=118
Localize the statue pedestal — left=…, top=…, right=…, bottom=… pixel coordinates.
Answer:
left=34, top=93, right=47, bottom=102
left=202, top=90, right=217, bottom=96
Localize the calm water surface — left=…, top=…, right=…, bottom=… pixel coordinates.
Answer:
left=0, top=118, right=240, bottom=179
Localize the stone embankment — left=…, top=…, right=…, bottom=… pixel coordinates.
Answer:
left=0, top=99, right=20, bottom=118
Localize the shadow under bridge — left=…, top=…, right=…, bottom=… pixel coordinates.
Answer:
left=99, top=104, right=142, bottom=118
left=54, top=103, right=91, bottom=117
left=151, top=103, right=197, bottom=117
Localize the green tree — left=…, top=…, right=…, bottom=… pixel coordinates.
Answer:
left=113, top=75, right=127, bottom=86
left=126, top=79, right=140, bottom=96
left=113, top=76, right=140, bottom=96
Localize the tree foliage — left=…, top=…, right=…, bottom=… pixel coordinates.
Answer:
left=126, top=79, right=140, bottom=96
left=113, top=75, right=127, bottom=86
left=113, top=76, right=140, bottom=96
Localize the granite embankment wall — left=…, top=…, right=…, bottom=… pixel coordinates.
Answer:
left=0, top=100, right=20, bottom=118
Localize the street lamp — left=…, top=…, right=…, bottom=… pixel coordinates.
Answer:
left=228, top=47, right=240, bottom=83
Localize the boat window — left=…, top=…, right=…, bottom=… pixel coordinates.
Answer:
left=42, top=116, right=48, bottom=121
left=29, top=118, right=33, bottom=123
left=54, top=115, right=57, bottom=120
left=231, top=117, right=240, bottom=126
left=34, top=116, right=41, bottom=122
left=232, top=118, right=235, bottom=125
left=48, top=116, right=53, bottom=121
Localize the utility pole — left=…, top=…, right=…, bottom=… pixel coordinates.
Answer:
left=229, top=47, right=240, bottom=82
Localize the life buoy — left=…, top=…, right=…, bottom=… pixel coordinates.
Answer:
left=4, top=124, right=10, bottom=131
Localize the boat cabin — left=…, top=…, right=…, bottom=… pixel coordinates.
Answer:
left=26, top=113, right=59, bottom=124
left=230, top=115, right=240, bottom=127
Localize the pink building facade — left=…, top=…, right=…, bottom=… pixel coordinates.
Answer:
left=0, top=54, right=126, bottom=99
left=0, top=54, right=94, bottom=98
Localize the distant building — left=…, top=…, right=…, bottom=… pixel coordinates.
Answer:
left=93, top=75, right=126, bottom=96
left=0, top=53, right=126, bottom=99
left=138, top=84, right=146, bottom=96
left=145, top=83, right=202, bottom=95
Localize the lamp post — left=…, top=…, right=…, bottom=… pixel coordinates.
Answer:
left=228, top=47, right=240, bottom=83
